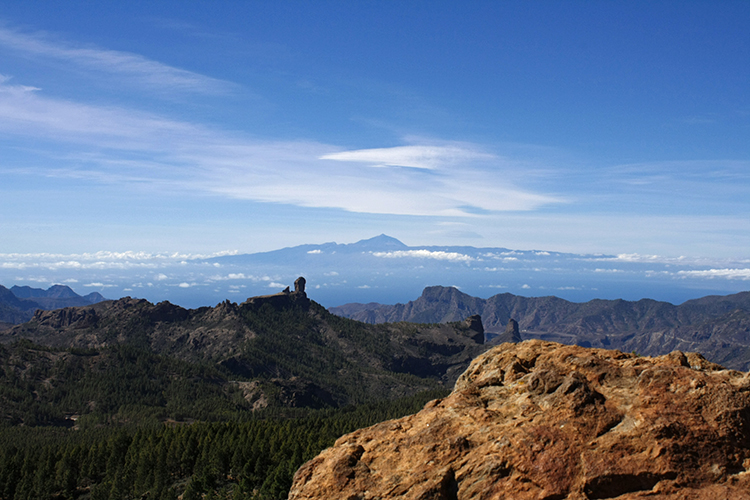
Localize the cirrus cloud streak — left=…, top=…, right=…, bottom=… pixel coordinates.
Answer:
left=0, top=26, right=233, bottom=94
left=0, top=77, right=561, bottom=217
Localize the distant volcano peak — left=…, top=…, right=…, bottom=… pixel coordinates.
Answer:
left=349, top=234, right=408, bottom=250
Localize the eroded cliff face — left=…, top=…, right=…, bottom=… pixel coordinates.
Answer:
left=289, top=340, right=750, bottom=500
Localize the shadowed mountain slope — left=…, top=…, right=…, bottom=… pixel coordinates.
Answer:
left=0, top=284, right=107, bottom=326
left=331, top=286, right=750, bottom=370
left=0, top=281, right=488, bottom=424
left=0, top=285, right=38, bottom=326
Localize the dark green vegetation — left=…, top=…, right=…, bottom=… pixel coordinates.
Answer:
left=0, top=341, right=244, bottom=426
left=0, top=287, right=481, bottom=498
left=332, top=286, right=750, bottom=370
left=1, top=290, right=485, bottom=417
left=0, top=389, right=448, bottom=500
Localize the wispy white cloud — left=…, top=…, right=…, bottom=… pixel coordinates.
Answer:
left=584, top=252, right=743, bottom=267
left=320, top=144, right=493, bottom=170
left=208, top=273, right=278, bottom=282
left=224, top=273, right=249, bottom=280
left=371, top=249, right=474, bottom=263
left=0, top=26, right=233, bottom=94
left=0, top=251, right=238, bottom=272
left=613, top=253, right=663, bottom=262
left=607, top=160, right=750, bottom=184
left=0, top=250, right=237, bottom=264
left=0, top=24, right=559, bottom=218
left=483, top=251, right=521, bottom=258
left=585, top=253, right=687, bottom=265
left=586, top=160, right=750, bottom=217
left=0, top=79, right=208, bottom=151
left=0, top=76, right=560, bottom=217
left=1, top=262, right=27, bottom=269
left=677, top=269, right=750, bottom=280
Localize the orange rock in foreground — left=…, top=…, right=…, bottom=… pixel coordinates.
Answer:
left=289, top=340, right=750, bottom=499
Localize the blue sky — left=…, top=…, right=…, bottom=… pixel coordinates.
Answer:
left=1, top=1, right=749, bottom=262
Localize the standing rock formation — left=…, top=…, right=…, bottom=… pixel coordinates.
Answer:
left=295, top=276, right=306, bottom=295
left=241, top=278, right=310, bottom=310
left=461, top=314, right=484, bottom=344
left=289, top=340, right=750, bottom=500
left=494, top=318, right=522, bottom=344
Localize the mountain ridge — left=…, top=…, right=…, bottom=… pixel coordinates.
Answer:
left=330, top=286, right=750, bottom=370
left=0, top=284, right=107, bottom=326
left=0, top=279, right=489, bottom=424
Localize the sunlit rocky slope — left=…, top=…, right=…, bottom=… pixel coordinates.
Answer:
left=289, top=340, right=750, bottom=500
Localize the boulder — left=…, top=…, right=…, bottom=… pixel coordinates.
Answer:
left=289, top=340, right=750, bottom=499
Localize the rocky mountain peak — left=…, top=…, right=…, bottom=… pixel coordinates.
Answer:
left=420, top=285, right=467, bottom=302
left=241, top=277, right=310, bottom=310
left=11, top=284, right=79, bottom=299
left=289, top=340, right=750, bottom=499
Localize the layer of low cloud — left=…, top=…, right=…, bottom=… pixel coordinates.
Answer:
left=208, top=273, right=278, bottom=282
left=372, top=249, right=474, bottom=263
left=83, top=282, right=116, bottom=288
left=0, top=250, right=238, bottom=271
left=677, top=269, right=750, bottom=280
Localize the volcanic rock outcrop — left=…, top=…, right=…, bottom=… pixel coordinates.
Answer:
left=289, top=340, right=750, bottom=500
left=241, top=276, right=309, bottom=310
left=461, top=315, right=485, bottom=344
left=494, top=317, right=522, bottom=344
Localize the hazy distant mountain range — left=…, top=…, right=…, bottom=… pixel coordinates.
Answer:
left=2, top=234, right=750, bottom=309
left=331, top=285, right=750, bottom=370
left=0, top=284, right=105, bottom=327
left=197, top=234, right=750, bottom=307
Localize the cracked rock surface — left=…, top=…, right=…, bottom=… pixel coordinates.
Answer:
left=289, top=340, right=750, bottom=499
